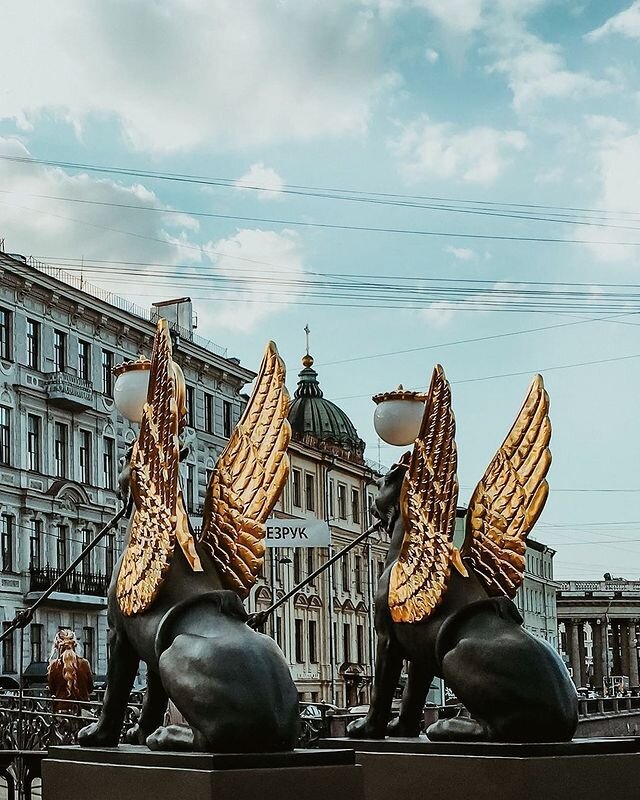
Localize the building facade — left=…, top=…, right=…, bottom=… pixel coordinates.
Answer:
left=557, top=579, right=640, bottom=691
left=0, top=249, right=253, bottom=680
left=514, top=538, right=559, bottom=649
left=247, top=351, right=386, bottom=708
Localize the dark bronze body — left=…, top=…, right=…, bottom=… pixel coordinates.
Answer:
left=348, top=464, right=578, bottom=742
left=79, top=502, right=298, bottom=752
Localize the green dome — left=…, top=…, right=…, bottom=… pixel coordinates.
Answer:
left=288, top=355, right=365, bottom=463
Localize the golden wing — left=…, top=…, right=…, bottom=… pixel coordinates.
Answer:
left=200, top=341, right=290, bottom=598
left=388, top=365, right=460, bottom=624
left=117, top=320, right=182, bottom=616
left=462, top=374, right=551, bottom=598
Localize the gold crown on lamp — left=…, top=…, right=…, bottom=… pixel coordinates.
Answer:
left=113, top=356, right=152, bottom=424
left=372, top=385, right=428, bottom=447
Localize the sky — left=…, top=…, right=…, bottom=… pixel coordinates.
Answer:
left=1, top=0, right=640, bottom=580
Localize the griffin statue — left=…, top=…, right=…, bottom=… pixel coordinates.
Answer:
left=348, top=365, right=578, bottom=743
left=79, top=320, right=298, bottom=753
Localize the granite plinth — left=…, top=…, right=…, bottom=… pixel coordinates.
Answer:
left=320, top=737, right=640, bottom=800
left=42, top=745, right=363, bottom=800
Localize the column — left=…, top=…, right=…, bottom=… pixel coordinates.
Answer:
left=629, top=622, right=639, bottom=689
left=611, top=620, right=622, bottom=676
left=592, top=620, right=604, bottom=691
left=568, top=621, right=582, bottom=686
left=578, top=622, right=588, bottom=687
left=621, top=621, right=632, bottom=679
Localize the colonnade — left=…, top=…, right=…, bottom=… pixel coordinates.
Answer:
left=563, top=618, right=640, bottom=690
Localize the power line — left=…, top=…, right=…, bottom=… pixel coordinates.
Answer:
left=4, top=187, right=640, bottom=247
left=2, top=152, right=640, bottom=222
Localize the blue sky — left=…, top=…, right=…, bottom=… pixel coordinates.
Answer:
left=1, top=0, right=640, bottom=579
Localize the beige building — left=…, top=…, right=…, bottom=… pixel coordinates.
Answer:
left=247, top=351, right=386, bottom=707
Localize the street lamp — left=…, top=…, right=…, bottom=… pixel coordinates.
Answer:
left=113, top=357, right=151, bottom=423
left=372, top=386, right=427, bottom=446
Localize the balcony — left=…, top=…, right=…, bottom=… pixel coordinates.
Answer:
left=26, top=566, right=109, bottom=608
left=44, top=372, right=93, bottom=411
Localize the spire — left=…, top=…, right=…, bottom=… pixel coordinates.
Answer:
left=302, top=323, right=314, bottom=368
left=295, top=324, right=322, bottom=398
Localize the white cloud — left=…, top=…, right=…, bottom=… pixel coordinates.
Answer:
left=488, top=33, right=612, bottom=112
left=390, top=115, right=527, bottom=184
left=425, top=48, right=440, bottom=63
left=586, top=2, right=640, bottom=42
left=235, top=164, right=285, bottom=200
left=580, top=130, right=640, bottom=263
left=200, top=229, right=305, bottom=333
left=0, top=1, right=395, bottom=153
left=0, top=137, right=199, bottom=267
left=422, top=300, right=456, bottom=327
left=445, top=246, right=475, bottom=260
left=0, top=138, right=306, bottom=335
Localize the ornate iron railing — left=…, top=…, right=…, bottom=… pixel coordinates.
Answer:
left=29, top=567, right=109, bottom=598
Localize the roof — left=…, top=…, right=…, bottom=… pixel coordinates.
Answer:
left=288, top=354, right=365, bottom=463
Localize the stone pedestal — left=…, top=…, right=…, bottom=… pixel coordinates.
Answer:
left=320, top=737, right=640, bottom=800
left=42, top=746, right=363, bottom=800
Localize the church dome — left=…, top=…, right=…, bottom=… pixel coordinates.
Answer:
left=288, top=353, right=365, bottom=463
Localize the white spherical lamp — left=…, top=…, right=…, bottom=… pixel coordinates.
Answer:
left=113, top=358, right=151, bottom=423
left=372, top=386, right=426, bottom=446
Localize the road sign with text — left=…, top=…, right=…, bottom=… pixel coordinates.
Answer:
left=264, top=519, right=330, bottom=548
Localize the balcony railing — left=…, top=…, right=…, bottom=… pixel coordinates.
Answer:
left=44, top=372, right=93, bottom=411
left=29, top=566, right=109, bottom=598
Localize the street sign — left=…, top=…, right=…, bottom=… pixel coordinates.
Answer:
left=264, top=518, right=330, bottom=548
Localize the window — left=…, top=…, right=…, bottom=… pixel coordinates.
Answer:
left=26, top=319, right=40, bottom=369
left=29, top=520, right=42, bottom=569
left=83, top=627, right=95, bottom=667
left=304, top=473, right=315, bottom=512
left=186, top=464, right=195, bottom=512
left=355, top=555, right=362, bottom=594
left=53, top=330, right=66, bottom=372
left=337, top=484, right=347, bottom=520
left=185, top=385, right=195, bottom=428
left=105, top=533, right=115, bottom=576
left=295, top=618, right=304, bottom=663
left=292, top=469, right=302, bottom=508
left=82, top=528, right=93, bottom=575
left=27, top=414, right=40, bottom=472
left=1, top=514, right=13, bottom=572
left=377, top=560, right=385, bottom=581
left=0, top=309, right=11, bottom=361
left=328, top=479, right=335, bottom=519
left=357, top=624, right=364, bottom=664
left=57, top=525, right=68, bottom=570
left=204, top=393, right=215, bottom=433
left=294, top=550, right=301, bottom=584
left=54, top=422, right=67, bottom=479
left=343, top=623, right=351, bottom=663
left=306, top=549, right=314, bottom=582
left=351, top=488, right=360, bottom=524
left=30, top=624, right=43, bottom=663
left=223, top=400, right=233, bottom=438
left=101, top=349, right=114, bottom=396
left=78, top=340, right=91, bottom=381
left=367, top=492, right=375, bottom=527
left=103, top=437, right=115, bottom=489
left=2, top=623, right=14, bottom=673
left=342, top=554, right=350, bottom=592
left=309, top=620, right=317, bottom=663
left=79, top=430, right=92, bottom=484
left=0, top=407, right=10, bottom=466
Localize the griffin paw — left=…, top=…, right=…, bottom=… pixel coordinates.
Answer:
left=78, top=722, right=120, bottom=748
left=386, top=716, right=421, bottom=738
left=123, top=724, right=147, bottom=745
left=346, top=717, right=385, bottom=739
